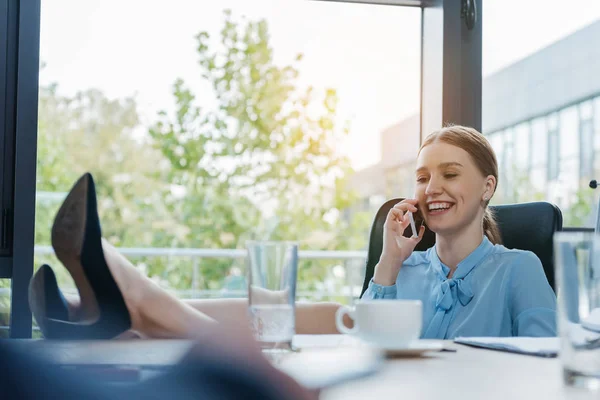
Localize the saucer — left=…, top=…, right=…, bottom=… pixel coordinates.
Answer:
left=291, top=335, right=444, bottom=357
left=372, top=340, right=445, bottom=357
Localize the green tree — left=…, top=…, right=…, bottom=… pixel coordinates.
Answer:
left=35, top=84, right=175, bottom=286
left=149, top=10, right=365, bottom=293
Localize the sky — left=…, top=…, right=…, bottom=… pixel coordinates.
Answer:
left=39, top=0, right=600, bottom=170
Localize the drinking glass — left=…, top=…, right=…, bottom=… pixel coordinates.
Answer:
left=555, top=231, right=600, bottom=389
left=246, top=241, right=298, bottom=351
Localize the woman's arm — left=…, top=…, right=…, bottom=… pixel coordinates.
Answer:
left=509, top=251, right=557, bottom=337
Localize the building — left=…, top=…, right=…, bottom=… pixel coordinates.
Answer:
left=352, top=20, right=600, bottom=225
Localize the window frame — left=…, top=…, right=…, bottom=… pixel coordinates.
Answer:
left=1, top=0, right=41, bottom=338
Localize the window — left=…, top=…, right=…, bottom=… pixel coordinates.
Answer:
left=502, top=129, right=515, bottom=198
left=487, top=132, right=504, bottom=169
left=580, top=104, right=594, bottom=180
left=595, top=96, right=600, bottom=153
left=547, top=125, right=560, bottom=182
left=0, top=279, right=9, bottom=338
left=37, top=0, right=421, bottom=304
left=530, top=117, right=547, bottom=168
left=6, top=0, right=491, bottom=336
left=514, top=122, right=530, bottom=172
left=530, top=166, right=547, bottom=197
left=559, top=106, right=579, bottom=161
left=483, top=0, right=600, bottom=224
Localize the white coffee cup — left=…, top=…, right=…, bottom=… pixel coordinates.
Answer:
left=335, top=299, right=422, bottom=347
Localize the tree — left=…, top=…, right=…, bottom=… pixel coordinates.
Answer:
left=149, top=10, right=366, bottom=293
left=35, top=84, right=175, bottom=286
left=28, top=11, right=371, bottom=307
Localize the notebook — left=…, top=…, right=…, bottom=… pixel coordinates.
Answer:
left=453, top=337, right=559, bottom=357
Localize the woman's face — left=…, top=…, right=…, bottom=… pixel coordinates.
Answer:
left=415, top=141, right=494, bottom=236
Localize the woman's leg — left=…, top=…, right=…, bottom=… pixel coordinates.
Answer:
left=183, top=299, right=347, bottom=334
left=58, top=240, right=347, bottom=337
left=95, top=239, right=217, bottom=338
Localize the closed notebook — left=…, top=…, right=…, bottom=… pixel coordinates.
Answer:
left=453, top=337, right=559, bottom=357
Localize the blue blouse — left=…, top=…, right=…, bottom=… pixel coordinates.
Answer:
left=363, top=236, right=557, bottom=339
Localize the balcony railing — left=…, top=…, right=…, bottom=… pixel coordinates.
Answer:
left=30, top=246, right=369, bottom=304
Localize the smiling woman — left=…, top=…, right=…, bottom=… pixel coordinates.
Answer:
left=416, top=125, right=502, bottom=246
left=363, top=125, right=557, bottom=340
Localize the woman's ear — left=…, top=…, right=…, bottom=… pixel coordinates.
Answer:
left=483, top=175, right=496, bottom=201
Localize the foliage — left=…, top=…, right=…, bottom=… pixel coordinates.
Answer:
left=31, top=10, right=369, bottom=306
left=148, top=10, right=365, bottom=290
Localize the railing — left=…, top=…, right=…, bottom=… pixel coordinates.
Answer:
left=29, top=246, right=369, bottom=304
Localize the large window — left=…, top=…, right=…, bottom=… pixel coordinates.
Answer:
left=483, top=0, right=600, bottom=226
left=2, top=0, right=489, bottom=337
left=35, top=0, right=421, bottom=307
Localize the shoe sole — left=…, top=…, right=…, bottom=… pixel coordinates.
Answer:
left=51, top=174, right=100, bottom=323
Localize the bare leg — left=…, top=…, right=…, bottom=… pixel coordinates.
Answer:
left=184, top=299, right=351, bottom=334
left=59, top=240, right=350, bottom=337
left=94, top=240, right=217, bottom=338
left=62, top=291, right=349, bottom=336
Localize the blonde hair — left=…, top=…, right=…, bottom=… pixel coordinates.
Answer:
left=419, top=125, right=502, bottom=244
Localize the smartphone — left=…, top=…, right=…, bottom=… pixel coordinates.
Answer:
left=407, top=212, right=418, bottom=238
left=406, top=205, right=424, bottom=238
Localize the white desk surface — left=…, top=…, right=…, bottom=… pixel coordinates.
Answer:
left=321, top=340, right=598, bottom=400
left=9, top=336, right=600, bottom=399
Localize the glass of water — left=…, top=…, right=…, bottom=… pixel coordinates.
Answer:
left=246, top=241, right=298, bottom=351
left=555, top=231, right=600, bottom=389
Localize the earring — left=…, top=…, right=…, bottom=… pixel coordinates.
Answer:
left=483, top=196, right=489, bottom=201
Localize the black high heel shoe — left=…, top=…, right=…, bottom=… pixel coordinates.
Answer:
left=28, top=264, right=70, bottom=335
left=29, top=173, right=131, bottom=339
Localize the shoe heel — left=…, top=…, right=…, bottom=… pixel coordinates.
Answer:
left=46, top=172, right=131, bottom=339
left=29, top=264, right=71, bottom=338
left=51, top=173, right=100, bottom=323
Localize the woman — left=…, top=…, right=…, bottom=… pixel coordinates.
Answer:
left=29, top=125, right=555, bottom=341
left=363, top=125, right=556, bottom=338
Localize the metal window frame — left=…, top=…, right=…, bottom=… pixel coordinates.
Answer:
left=421, top=0, right=482, bottom=141
left=6, top=0, right=480, bottom=337
left=319, top=0, right=483, bottom=142
left=1, top=0, right=41, bottom=338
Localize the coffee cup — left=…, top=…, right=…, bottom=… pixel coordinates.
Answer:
left=335, top=299, right=422, bottom=347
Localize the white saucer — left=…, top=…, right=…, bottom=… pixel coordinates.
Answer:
left=291, top=335, right=444, bottom=357
left=373, top=340, right=445, bottom=357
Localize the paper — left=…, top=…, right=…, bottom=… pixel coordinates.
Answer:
left=453, top=336, right=559, bottom=357
left=278, top=335, right=382, bottom=389
left=292, top=334, right=365, bottom=349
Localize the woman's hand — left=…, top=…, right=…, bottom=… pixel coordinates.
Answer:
left=373, top=199, right=425, bottom=286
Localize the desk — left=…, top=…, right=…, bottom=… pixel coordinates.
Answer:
left=7, top=338, right=600, bottom=399
left=322, top=341, right=598, bottom=400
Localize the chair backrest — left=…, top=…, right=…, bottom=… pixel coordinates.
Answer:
left=360, top=199, right=563, bottom=297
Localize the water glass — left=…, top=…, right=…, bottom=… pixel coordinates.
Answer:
left=555, top=231, right=600, bottom=389
left=246, top=241, right=298, bottom=351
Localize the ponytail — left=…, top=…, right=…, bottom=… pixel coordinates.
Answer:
left=483, top=207, right=502, bottom=245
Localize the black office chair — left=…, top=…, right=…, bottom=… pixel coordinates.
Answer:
left=360, top=199, right=563, bottom=296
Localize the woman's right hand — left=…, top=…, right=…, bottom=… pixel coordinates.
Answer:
left=373, top=199, right=425, bottom=286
